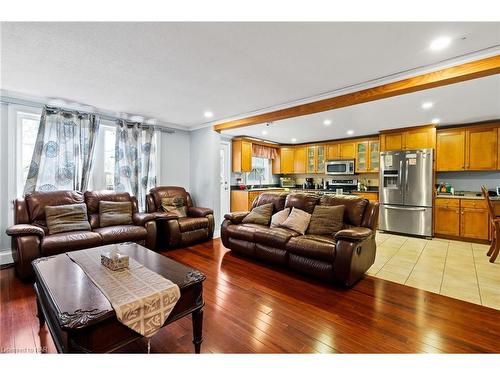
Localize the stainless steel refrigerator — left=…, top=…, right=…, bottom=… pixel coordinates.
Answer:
left=379, top=148, right=433, bottom=237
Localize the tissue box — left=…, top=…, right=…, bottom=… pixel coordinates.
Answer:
left=101, top=251, right=129, bottom=271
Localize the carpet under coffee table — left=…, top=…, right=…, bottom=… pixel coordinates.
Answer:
left=32, top=243, right=206, bottom=353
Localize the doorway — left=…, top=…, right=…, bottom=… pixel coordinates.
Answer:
left=220, top=141, right=231, bottom=223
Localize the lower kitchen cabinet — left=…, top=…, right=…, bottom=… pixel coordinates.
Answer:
left=434, top=198, right=489, bottom=241
left=230, top=189, right=285, bottom=212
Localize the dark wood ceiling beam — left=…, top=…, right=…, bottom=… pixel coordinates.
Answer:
left=213, top=54, right=500, bottom=132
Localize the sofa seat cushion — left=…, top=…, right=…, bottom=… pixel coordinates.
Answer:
left=178, top=217, right=209, bottom=232
left=254, top=227, right=300, bottom=248
left=94, top=225, right=147, bottom=244
left=286, top=234, right=337, bottom=262
left=41, top=231, right=103, bottom=256
left=226, top=223, right=267, bottom=242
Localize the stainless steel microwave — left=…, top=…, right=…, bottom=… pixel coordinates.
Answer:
left=325, top=160, right=355, bottom=175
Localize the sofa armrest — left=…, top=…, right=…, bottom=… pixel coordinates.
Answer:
left=132, top=213, right=156, bottom=226
left=152, top=212, right=179, bottom=221
left=6, top=224, right=45, bottom=238
left=188, top=207, right=214, bottom=217
left=224, top=211, right=250, bottom=224
left=335, top=227, right=372, bottom=242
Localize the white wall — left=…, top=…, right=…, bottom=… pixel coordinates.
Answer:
left=189, top=127, right=221, bottom=233
left=157, top=129, right=191, bottom=191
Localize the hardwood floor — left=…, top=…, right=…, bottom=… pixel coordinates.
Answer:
left=1, top=238, right=500, bottom=353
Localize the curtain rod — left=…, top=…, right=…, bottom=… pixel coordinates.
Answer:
left=0, top=96, right=177, bottom=134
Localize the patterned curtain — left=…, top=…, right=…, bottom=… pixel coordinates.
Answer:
left=114, top=121, right=157, bottom=211
left=24, top=106, right=100, bottom=195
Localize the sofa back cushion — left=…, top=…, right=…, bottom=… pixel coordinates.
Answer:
left=285, top=193, right=319, bottom=214
left=150, top=186, right=193, bottom=210
left=307, top=205, right=345, bottom=236
left=319, top=195, right=368, bottom=227
left=45, top=203, right=91, bottom=234
left=161, top=196, right=188, bottom=218
left=242, top=203, right=273, bottom=226
left=252, top=192, right=288, bottom=213
left=84, top=191, right=135, bottom=229
left=99, top=201, right=133, bottom=227
left=280, top=207, right=312, bottom=235
left=25, top=190, right=85, bottom=228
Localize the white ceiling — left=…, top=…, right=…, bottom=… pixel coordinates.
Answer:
left=1, top=22, right=499, bottom=129
left=223, top=74, right=500, bottom=143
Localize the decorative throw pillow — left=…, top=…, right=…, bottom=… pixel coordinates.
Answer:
left=242, top=203, right=273, bottom=226
left=161, top=196, right=187, bottom=218
left=99, top=201, right=133, bottom=227
left=279, top=207, right=311, bottom=235
left=270, top=207, right=290, bottom=228
left=307, top=205, right=345, bottom=236
left=45, top=203, right=91, bottom=235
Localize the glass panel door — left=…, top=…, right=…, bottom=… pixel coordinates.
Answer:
left=316, top=146, right=325, bottom=173
left=307, top=146, right=315, bottom=173
left=369, top=141, right=380, bottom=172
left=356, top=142, right=367, bottom=172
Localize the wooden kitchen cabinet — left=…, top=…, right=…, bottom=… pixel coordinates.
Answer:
left=340, top=142, right=356, bottom=159
left=436, top=124, right=498, bottom=171
left=434, top=198, right=489, bottom=241
left=466, top=126, right=497, bottom=170
left=293, top=147, right=307, bottom=174
left=380, top=125, right=435, bottom=151
left=273, top=147, right=294, bottom=174
left=232, top=139, right=253, bottom=173
left=436, top=129, right=465, bottom=171
left=356, top=139, right=380, bottom=173
left=230, top=189, right=285, bottom=212
left=306, top=145, right=326, bottom=173
left=369, top=140, right=380, bottom=172
left=326, top=143, right=340, bottom=160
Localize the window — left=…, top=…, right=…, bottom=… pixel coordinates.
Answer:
left=245, top=157, right=272, bottom=185
left=103, top=125, right=116, bottom=190
left=16, top=111, right=41, bottom=196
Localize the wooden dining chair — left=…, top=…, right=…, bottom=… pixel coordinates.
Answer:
left=481, top=185, right=499, bottom=263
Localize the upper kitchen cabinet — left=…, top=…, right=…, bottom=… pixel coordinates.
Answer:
left=306, top=145, right=326, bottom=173
left=273, top=147, right=294, bottom=174
left=293, top=146, right=307, bottom=174
left=326, top=143, right=340, bottom=160
left=232, top=138, right=253, bottom=173
left=340, top=142, right=356, bottom=159
left=355, top=138, right=380, bottom=173
left=436, top=124, right=498, bottom=171
left=380, top=125, right=436, bottom=151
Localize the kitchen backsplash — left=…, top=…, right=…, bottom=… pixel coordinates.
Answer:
left=436, top=171, right=500, bottom=191
left=231, top=172, right=379, bottom=187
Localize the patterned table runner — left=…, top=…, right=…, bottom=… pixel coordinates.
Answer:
left=67, top=247, right=180, bottom=337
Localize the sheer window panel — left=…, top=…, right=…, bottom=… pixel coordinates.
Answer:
left=16, top=111, right=41, bottom=197
left=246, top=157, right=272, bottom=185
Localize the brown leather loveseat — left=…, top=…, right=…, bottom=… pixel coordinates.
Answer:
left=221, top=192, right=379, bottom=287
left=6, top=190, right=156, bottom=279
left=146, top=186, right=214, bottom=248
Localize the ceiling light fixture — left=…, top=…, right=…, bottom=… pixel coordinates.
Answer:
left=262, top=130, right=268, bottom=135
left=422, top=102, right=433, bottom=110
left=431, top=118, right=440, bottom=124
left=429, top=36, right=452, bottom=51
left=346, top=130, right=354, bottom=136
left=291, top=138, right=297, bottom=142
left=323, top=119, right=332, bottom=126
left=203, top=111, right=213, bottom=118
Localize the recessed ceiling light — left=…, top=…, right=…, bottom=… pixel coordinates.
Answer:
left=431, top=118, right=440, bottom=124
left=203, top=111, right=213, bottom=118
left=422, top=102, right=433, bottom=110
left=430, top=36, right=451, bottom=51
left=261, top=130, right=268, bottom=135
left=346, top=130, right=354, bottom=136
left=323, top=119, right=332, bottom=126
left=291, top=138, right=297, bottom=142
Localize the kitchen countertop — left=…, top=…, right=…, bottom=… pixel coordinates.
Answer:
left=436, top=194, right=500, bottom=200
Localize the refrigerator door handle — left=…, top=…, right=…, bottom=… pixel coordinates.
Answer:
left=405, top=159, right=409, bottom=192
left=399, top=160, right=403, bottom=193
left=384, top=205, right=426, bottom=211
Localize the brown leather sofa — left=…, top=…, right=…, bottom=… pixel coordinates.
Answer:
left=6, top=190, right=156, bottom=280
left=221, top=192, right=379, bottom=287
left=146, top=186, right=215, bottom=249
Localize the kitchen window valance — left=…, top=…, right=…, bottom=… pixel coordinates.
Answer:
left=252, top=143, right=278, bottom=160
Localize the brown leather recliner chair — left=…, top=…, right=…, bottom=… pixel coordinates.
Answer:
left=6, top=190, right=156, bottom=280
left=146, top=186, right=214, bottom=249
left=221, top=192, right=379, bottom=287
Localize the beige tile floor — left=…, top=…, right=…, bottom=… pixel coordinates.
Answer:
left=369, top=232, right=500, bottom=310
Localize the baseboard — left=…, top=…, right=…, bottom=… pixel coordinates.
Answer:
left=0, top=248, right=14, bottom=265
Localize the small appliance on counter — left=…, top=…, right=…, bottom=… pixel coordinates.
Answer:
left=328, top=179, right=358, bottom=194
left=280, top=177, right=296, bottom=188
left=305, top=177, right=314, bottom=189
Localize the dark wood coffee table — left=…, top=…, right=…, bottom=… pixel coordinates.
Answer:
left=32, top=243, right=206, bottom=353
